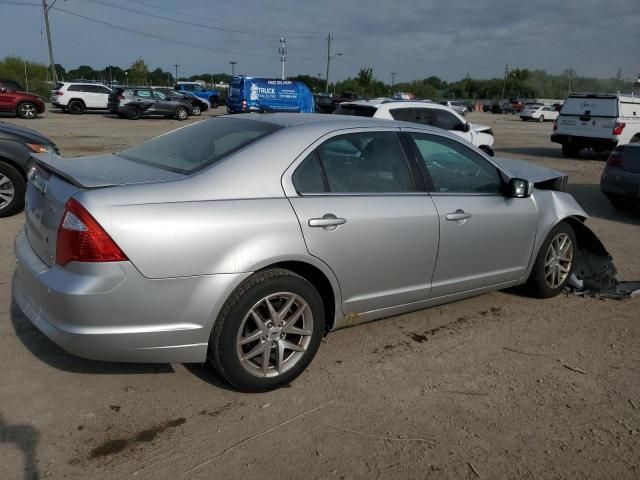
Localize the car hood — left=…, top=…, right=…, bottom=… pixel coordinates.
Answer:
left=493, top=156, right=568, bottom=190
left=470, top=123, right=492, bottom=133
left=0, top=121, right=52, bottom=144
left=33, top=152, right=184, bottom=188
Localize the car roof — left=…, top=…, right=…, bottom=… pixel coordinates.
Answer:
left=61, top=82, right=109, bottom=86
left=218, top=112, right=448, bottom=135
left=339, top=100, right=442, bottom=109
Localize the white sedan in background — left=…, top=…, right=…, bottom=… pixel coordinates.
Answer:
left=520, top=105, right=559, bottom=122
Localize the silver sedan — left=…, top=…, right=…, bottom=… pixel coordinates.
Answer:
left=14, top=114, right=591, bottom=391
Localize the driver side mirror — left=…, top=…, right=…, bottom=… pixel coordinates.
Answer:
left=508, top=178, right=534, bottom=198
left=456, top=122, right=471, bottom=132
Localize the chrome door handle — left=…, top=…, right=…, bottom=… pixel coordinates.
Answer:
left=308, top=214, right=346, bottom=229
left=446, top=209, right=472, bottom=221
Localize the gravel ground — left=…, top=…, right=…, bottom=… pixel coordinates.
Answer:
left=0, top=109, right=638, bottom=480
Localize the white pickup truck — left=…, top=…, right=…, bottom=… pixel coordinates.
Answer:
left=552, top=93, right=640, bottom=157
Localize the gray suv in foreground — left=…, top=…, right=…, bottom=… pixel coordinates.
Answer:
left=108, top=87, right=193, bottom=120
left=14, top=114, right=603, bottom=391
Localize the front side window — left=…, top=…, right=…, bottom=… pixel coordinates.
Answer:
left=292, top=132, right=415, bottom=194
left=152, top=91, right=167, bottom=100
left=134, top=90, right=152, bottom=98
left=410, top=133, right=502, bottom=194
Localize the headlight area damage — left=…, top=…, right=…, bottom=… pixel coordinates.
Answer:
left=567, top=221, right=640, bottom=299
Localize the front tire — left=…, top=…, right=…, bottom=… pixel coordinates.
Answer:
left=210, top=269, right=325, bottom=392
left=191, top=104, right=201, bottom=116
left=126, top=106, right=141, bottom=120
left=17, top=102, right=38, bottom=119
left=525, top=222, right=576, bottom=298
left=0, top=162, right=25, bottom=217
left=538, top=115, right=545, bottom=122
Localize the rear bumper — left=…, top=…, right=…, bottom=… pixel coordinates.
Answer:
left=601, top=167, right=640, bottom=200
left=551, top=134, right=617, bottom=150
left=13, top=228, right=249, bottom=363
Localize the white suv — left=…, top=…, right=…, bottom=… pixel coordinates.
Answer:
left=335, top=100, right=495, bottom=155
left=552, top=93, right=640, bottom=157
left=51, top=82, right=111, bottom=114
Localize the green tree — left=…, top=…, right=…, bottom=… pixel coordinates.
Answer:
left=128, top=58, right=149, bottom=85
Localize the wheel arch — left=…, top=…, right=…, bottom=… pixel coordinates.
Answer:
left=68, top=98, right=86, bottom=106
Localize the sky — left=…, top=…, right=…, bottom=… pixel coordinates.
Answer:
left=1, top=0, right=638, bottom=83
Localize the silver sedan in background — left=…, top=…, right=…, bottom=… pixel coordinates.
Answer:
left=14, top=114, right=591, bottom=391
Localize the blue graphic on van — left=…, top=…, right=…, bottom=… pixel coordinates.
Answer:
left=227, top=76, right=314, bottom=113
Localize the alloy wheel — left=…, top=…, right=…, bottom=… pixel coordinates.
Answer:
left=0, top=172, right=15, bottom=210
left=544, top=233, right=573, bottom=288
left=236, top=292, right=313, bottom=378
left=20, top=103, right=36, bottom=119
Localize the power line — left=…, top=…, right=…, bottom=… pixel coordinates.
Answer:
left=83, top=0, right=322, bottom=40
left=119, top=0, right=325, bottom=38
left=51, top=7, right=323, bottom=60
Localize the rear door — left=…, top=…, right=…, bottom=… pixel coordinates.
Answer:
left=557, top=95, right=618, bottom=139
left=405, top=130, right=538, bottom=297
left=131, top=89, right=155, bottom=112
left=286, top=129, right=440, bottom=314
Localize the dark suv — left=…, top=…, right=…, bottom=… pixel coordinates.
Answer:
left=0, top=80, right=46, bottom=119
left=108, top=87, right=193, bottom=120
left=0, top=121, right=59, bottom=216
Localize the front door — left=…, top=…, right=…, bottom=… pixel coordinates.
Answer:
left=287, top=130, right=440, bottom=314
left=406, top=131, right=539, bottom=297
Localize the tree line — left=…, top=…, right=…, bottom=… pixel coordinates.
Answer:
left=1, top=55, right=637, bottom=102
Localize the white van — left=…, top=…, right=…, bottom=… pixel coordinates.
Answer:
left=551, top=93, right=640, bottom=157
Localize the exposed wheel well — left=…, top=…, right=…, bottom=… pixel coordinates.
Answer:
left=0, top=156, right=27, bottom=181
left=260, top=261, right=337, bottom=333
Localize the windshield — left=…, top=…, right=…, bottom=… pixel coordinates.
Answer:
left=117, top=118, right=282, bottom=174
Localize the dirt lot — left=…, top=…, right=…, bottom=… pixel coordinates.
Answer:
left=1, top=109, right=638, bottom=480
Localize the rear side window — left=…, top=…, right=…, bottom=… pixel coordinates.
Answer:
left=334, top=104, right=377, bottom=117
left=293, top=132, right=415, bottom=194
left=68, top=85, right=82, bottom=92
left=117, top=118, right=282, bottom=174
left=134, top=90, right=152, bottom=98
left=389, top=108, right=414, bottom=122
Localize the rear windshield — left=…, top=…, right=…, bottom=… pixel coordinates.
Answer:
left=561, top=96, right=618, bottom=117
left=334, top=104, right=377, bottom=117
left=117, top=117, right=282, bottom=174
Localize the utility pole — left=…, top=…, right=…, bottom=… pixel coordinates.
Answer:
left=500, top=63, right=509, bottom=100
left=278, top=37, right=287, bottom=80
left=325, top=33, right=332, bottom=92
left=42, top=0, right=58, bottom=84
left=616, top=67, right=622, bottom=92
left=229, top=61, right=237, bottom=77
left=173, top=64, right=179, bottom=82
left=390, top=72, right=397, bottom=90
left=567, top=67, right=574, bottom=95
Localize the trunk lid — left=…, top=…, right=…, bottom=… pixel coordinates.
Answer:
left=619, top=145, right=640, bottom=173
left=33, top=153, right=184, bottom=188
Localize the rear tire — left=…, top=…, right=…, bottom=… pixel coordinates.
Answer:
left=0, top=162, right=25, bottom=217
left=17, top=102, right=38, bottom=119
left=209, top=96, right=219, bottom=108
left=525, top=221, right=576, bottom=298
left=126, top=106, right=141, bottom=120
left=562, top=144, right=580, bottom=157
left=210, top=268, right=325, bottom=392
left=68, top=100, right=85, bottom=115
left=191, top=104, right=201, bottom=116
left=538, top=115, right=545, bottom=122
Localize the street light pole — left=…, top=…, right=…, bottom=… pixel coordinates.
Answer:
left=390, top=72, right=397, bottom=90
left=42, top=0, right=58, bottom=84
left=229, top=61, right=237, bottom=77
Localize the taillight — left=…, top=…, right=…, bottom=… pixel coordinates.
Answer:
left=553, top=120, right=558, bottom=131
left=56, top=198, right=127, bottom=266
left=54, top=90, right=63, bottom=96
left=612, top=122, right=626, bottom=136
left=117, top=94, right=125, bottom=100
left=607, top=148, right=624, bottom=167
